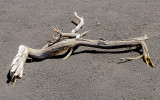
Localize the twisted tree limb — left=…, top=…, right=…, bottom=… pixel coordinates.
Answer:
left=9, top=12, right=154, bottom=86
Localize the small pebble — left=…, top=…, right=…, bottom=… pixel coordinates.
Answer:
left=96, top=22, right=101, bottom=26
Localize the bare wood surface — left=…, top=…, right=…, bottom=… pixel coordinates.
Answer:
left=9, top=12, right=154, bottom=86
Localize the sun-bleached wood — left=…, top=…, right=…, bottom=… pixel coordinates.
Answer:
left=10, top=12, right=154, bottom=86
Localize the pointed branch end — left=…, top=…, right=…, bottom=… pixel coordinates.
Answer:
left=81, top=30, right=90, bottom=37
left=63, top=48, right=73, bottom=60
left=144, top=34, right=148, bottom=40
left=74, top=12, right=83, bottom=22
left=144, top=57, right=154, bottom=68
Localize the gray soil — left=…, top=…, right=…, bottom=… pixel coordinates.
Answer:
left=0, top=0, right=160, bottom=100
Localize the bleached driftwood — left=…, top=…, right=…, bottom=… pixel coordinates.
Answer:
left=9, top=12, right=154, bottom=86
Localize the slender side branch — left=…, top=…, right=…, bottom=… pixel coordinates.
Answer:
left=63, top=48, right=73, bottom=60
left=120, top=55, right=144, bottom=60
left=71, top=12, right=84, bottom=34
left=140, top=41, right=154, bottom=67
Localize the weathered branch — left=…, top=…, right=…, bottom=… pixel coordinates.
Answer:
left=9, top=12, right=154, bottom=86
left=10, top=45, right=29, bottom=83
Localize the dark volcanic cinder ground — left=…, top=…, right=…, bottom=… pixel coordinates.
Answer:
left=0, top=0, right=160, bottom=100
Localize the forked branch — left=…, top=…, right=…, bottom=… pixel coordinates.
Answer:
left=9, top=12, right=154, bottom=86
